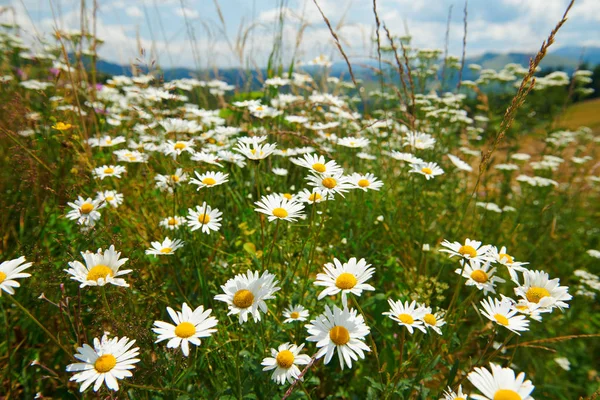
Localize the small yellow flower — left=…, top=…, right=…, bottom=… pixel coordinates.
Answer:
left=52, top=122, right=73, bottom=131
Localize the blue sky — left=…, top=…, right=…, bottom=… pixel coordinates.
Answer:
left=3, top=0, right=599, bottom=69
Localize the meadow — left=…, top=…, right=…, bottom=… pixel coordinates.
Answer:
left=0, top=1, right=599, bottom=399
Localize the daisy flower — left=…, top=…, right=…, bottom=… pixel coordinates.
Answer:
left=441, top=385, right=468, bottom=400
left=314, top=257, right=375, bottom=308
left=152, top=303, right=218, bottom=357
left=254, top=194, right=306, bottom=223
left=383, top=299, right=427, bottom=334
left=510, top=297, right=546, bottom=322
left=283, top=304, right=309, bottom=323
left=487, top=246, right=529, bottom=281
left=214, top=270, right=280, bottom=323
left=291, top=153, right=343, bottom=176
left=191, top=151, right=224, bottom=167
left=66, top=196, right=103, bottom=227
left=189, top=171, right=229, bottom=190
left=186, top=203, right=223, bottom=234
left=155, top=169, right=188, bottom=193
left=162, top=139, right=195, bottom=159
left=95, top=190, right=123, bottom=208
left=272, top=167, right=288, bottom=176
left=0, top=256, right=33, bottom=296
left=420, top=307, right=446, bottom=335
left=114, top=149, right=149, bottom=163
left=468, top=363, right=534, bottom=400
left=65, top=245, right=131, bottom=288
left=305, top=305, right=371, bottom=370
left=88, top=135, right=126, bottom=148
left=410, top=162, right=444, bottom=180
left=145, top=237, right=185, bottom=256
left=66, top=333, right=140, bottom=392
left=447, top=154, right=473, bottom=172
left=389, top=151, right=424, bottom=164
left=403, top=131, right=436, bottom=150
left=306, top=172, right=353, bottom=198
left=440, top=238, right=492, bottom=263
left=513, top=270, right=572, bottom=313
left=348, top=172, right=384, bottom=191
left=294, top=188, right=330, bottom=204
left=455, top=260, right=505, bottom=295
left=337, top=137, right=370, bottom=148
left=234, top=140, right=277, bottom=160
left=479, top=297, right=529, bottom=334
left=261, top=343, right=311, bottom=385
left=92, top=165, right=126, bottom=180
left=160, top=216, right=184, bottom=230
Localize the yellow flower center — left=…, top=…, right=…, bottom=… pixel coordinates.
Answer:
left=171, top=174, right=180, bottom=182
left=272, top=207, right=289, bottom=218
left=312, top=163, right=326, bottom=173
left=160, top=247, right=172, bottom=253
left=94, top=354, right=116, bottom=373
left=197, top=214, right=211, bottom=224
left=174, top=321, right=196, bottom=338
left=335, top=272, right=357, bottom=290
left=104, top=167, right=114, bottom=174
left=105, top=196, right=114, bottom=202
left=398, top=313, right=414, bottom=324
left=233, top=289, right=254, bottom=309
left=106, top=139, right=112, bottom=144
left=357, top=179, right=370, bottom=188
left=421, top=167, right=433, bottom=174
left=202, top=177, right=216, bottom=185
left=290, top=311, right=300, bottom=319
left=470, top=270, right=488, bottom=283
left=0, top=271, right=6, bottom=283
left=494, top=314, right=509, bottom=326
left=499, top=253, right=514, bottom=263
left=516, top=305, right=528, bottom=311
left=308, top=193, right=322, bottom=202
left=283, top=193, right=292, bottom=200
left=168, top=218, right=177, bottom=226
left=423, top=313, right=437, bottom=326
left=276, top=350, right=295, bottom=369
left=80, top=203, right=94, bottom=214
left=174, top=142, right=186, bottom=150
left=493, top=389, right=521, bottom=400
left=322, top=177, right=337, bottom=189
left=329, top=325, right=350, bottom=345
left=86, top=265, right=114, bottom=281
left=256, top=106, right=264, bottom=111
left=526, top=287, right=551, bottom=304
left=458, top=245, right=477, bottom=258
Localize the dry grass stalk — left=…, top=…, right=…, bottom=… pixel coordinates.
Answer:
left=456, top=0, right=468, bottom=91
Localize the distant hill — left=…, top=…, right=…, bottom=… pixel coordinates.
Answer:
left=91, top=46, right=599, bottom=83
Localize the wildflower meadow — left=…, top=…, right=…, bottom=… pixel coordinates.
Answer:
left=0, top=0, right=599, bottom=399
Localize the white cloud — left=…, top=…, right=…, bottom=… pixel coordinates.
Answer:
left=125, top=6, right=143, bottom=18
left=174, top=7, right=200, bottom=20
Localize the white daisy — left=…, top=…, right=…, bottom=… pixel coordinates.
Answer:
left=440, top=238, right=492, bottom=263
left=191, top=151, right=224, bottom=167
left=455, top=260, right=505, bottom=295
left=290, top=153, right=343, bottom=176
left=513, top=270, right=572, bottom=313
left=441, top=385, right=468, bottom=400
left=389, top=151, right=424, bottom=164
left=189, top=171, right=229, bottom=190
left=66, top=333, right=140, bottom=392
left=234, top=140, right=277, bottom=160
left=186, top=203, right=223, bottom=234
left=261, top=343, right=311, bottom=385
left=114, top=149, right=149, bottom=163
left=88, top=135, right=126, bottom=148
left=314, top=257, right=375, bottom=308
left=305, top=305, right=371, bottom=370
left=92, top=165, right=126, bottom=180
left=468, top=363, right=534, bottom=400
left=487, top=246, right=529, bottom=281
left=337, top=137, right=370, bottom=148
left=447, top=154, right=473, bottom=172
left=66, top=196, right=103, bottom=227
left=214, top=270, right=280, bottom=323
left=254, top=194, right=306, bottom=223
left=145, top=237, right=185, bottom=256
left=420, top=307, right=446, bottom=335
left=479, top=297, right=530, bottom=334
left=155, top=169, right=188, bottom=193
left=0, top=256, right=33, bottom=296
left=348, top=172, right=384, bottom=192
left=294, top=188, right=330, bottom=204
left=159, top=216, right=185, bottom=230
left=283, top=304, right=309, bottom=323
left=404, top=131, right=436, bottom=150
left=272, top=167, right=288, bottom=176
left=410, top=162, right=444, bottom=180
left=65, top=245, right=131, bottom=288
left=383, top=299, right=427, bottom=334
left=306, top=172, right=353, bottom=198
left=95, top=190, right=123, bottom=208
left=162, top=139, right=195, bottom=159
left=152, top=303, right=218, bottom=357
